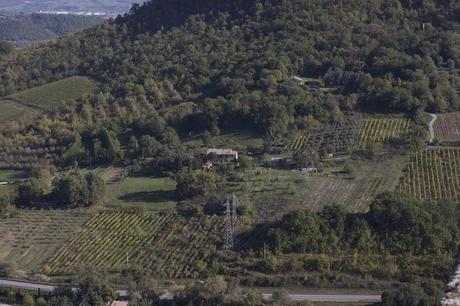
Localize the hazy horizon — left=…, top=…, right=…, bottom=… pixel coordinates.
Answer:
left=0, top=0, right=141, bottom=16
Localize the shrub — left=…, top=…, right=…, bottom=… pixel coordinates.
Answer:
left=259, top=255, right=279, bottom=273
left=36, top=296, right=47, bottom=306
left=0, top=261, right=15, bottom=277
left=22, top=293, right=34, bottom=306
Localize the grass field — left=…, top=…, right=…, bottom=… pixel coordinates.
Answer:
left=0, top=209, right=93, bottom=272
left=356, top=117, right=411, bottom=148
left=45, top=211, right=224, bottom=278
left=184, top=129, right=264, bottom=150
left=0, top=169, right=27, bottom=181
left=5, top=76, right=96, bottom=112
left=433, top=112, right=460, bottom=141
left=225, top=158, right=405, bottom=220
left=299, top=158, right=405, bottom=212
left=105, top=176, right=177, bottom=209
left=399, top=148, right=460, bottom=202
left=0, top=100, right=37, bottom=122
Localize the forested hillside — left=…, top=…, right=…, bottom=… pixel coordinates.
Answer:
left=0, top=0, right=460, bottom=167
left=0, top=13, right=103, bottom=46
left=0, top=0, right=459, bottom=166
left=1, top=1, right=460, bottom=304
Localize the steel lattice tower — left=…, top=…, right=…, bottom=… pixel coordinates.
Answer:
left=223, top=194, right=238, bottom=250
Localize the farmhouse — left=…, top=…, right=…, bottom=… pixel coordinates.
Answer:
left=289, top=76, right=305, bottom=85
left=206, top=148, right=239, bottom=165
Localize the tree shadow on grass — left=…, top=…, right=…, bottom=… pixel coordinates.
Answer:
left=118, top=190, right=177, bottom=204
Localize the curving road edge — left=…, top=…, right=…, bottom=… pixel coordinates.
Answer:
left=429, top=113, right=437, bottom=143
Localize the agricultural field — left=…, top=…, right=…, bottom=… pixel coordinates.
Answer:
left=288, top=116, right=413, bottom=153
left=288, top=115, right=361, bottom=152
left=0, top=210, right=93, bottom=272
left=5, top=76, right=96, bottom=112
left=356, top=117, right=411, bottom=148
left=399, top=148, right=460, bottom=202
left=44, top=211, right=174, bottom=274
left=44, top=211, right=224, bottom=278
left=433, top=112, right=460, bottom=141
left=105, top=176, right=177, bottom=209
left=138, top=215, right=224, bottom=278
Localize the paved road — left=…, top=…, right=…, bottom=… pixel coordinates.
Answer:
left=0, top=279, right=56, bottom=292
left=429, top=113, right=437, bottom=143
left=0, top=278, right=381, bottom=302
left=261, top=293, right=381, bottom=302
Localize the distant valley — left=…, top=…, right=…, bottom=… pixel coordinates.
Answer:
left=0, top=0, right=136, bottom=16
left=0, top=12, right=104, bottom=46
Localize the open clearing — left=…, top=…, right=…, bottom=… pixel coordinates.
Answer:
left=184, top=128, right=264, bottom=151
left=300, top=157, right=405, bottom=212
left=1, top=76, right=96, bottom=114
left=433, top=112, right=460, bottom=141
left=105, top=176, right=177, bottom=209
left=0, top=209, right=93, bottom=272
left=398, top=148, right=460, bottom=202
left=226, top=158, right=405, bottom=220
left=45, top=211, right=224, bottom=278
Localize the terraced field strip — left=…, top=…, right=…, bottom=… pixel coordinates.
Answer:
left=398, top=148, right=460, bottom=202
left=433, top=112, right=460, bottom=141
left=358, top=177, right=386, bottom=203
left=357, top=118, right=411, bottom=147
left=288, top=135, right=308, bottom=150
left=44, top=211, right=174, bottom=275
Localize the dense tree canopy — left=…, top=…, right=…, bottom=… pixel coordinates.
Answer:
left=263, top=192, right=460, bottom=257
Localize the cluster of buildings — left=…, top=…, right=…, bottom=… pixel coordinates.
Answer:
left=203, top=148, right=239, bottom=170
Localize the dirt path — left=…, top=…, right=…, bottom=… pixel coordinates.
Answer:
left=429, top=113, right=437, bottom=143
